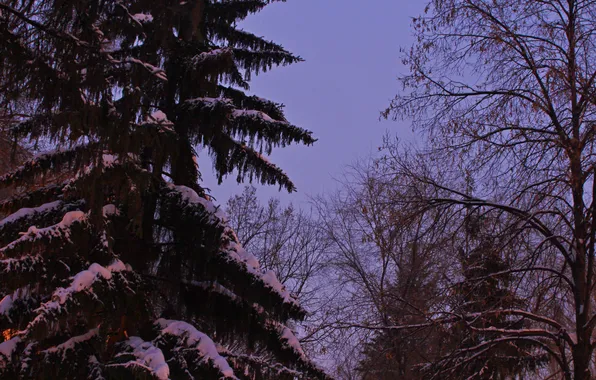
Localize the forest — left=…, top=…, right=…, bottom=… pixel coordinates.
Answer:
left=0, top=0, right=595, bottom=379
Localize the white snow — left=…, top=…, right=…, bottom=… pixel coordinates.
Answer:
left=279, top=325, right=306, bottom=359
left=232, top=109, right=276, bottom=123
left=40, top=260, right=128, bottom=310
left=0, top=211, right=87, bottom=256
left=150, top=110, right=167, bottom=122
left=156, top=319, right=236, bottom=378
left=102, top=154, right=117, bottom=168
left=0, top=336, right=20, bottom=364
left=0, top=201, right=63, bottom=229
left=107, top=260, right=127, bottom=272
left=102, top=204, right=119, bottom=217
left=227, top=241, right=260, bottom=271
left=0, top=288, right=31, bottom=322
left=124, top=337, right=169, bottom=380
left=131, top=13, right=153, bottom=23
left=190, top=281, right=239, bottom=302
left=0, top=296, right=13, bottom=317
left=167, top=184, right=300, bottom=308
left=44, top=328, right=99, bottom=358
left=261, top=270, right=290, bottom=301
left=253, top=150, right=272, bottom=165
left=60, top=211, right=86, bottom=227
left=185, top=97, right=232, bottom=108
left=145, top=110, right=173, bottom=127
left=0, top=255, right=43, bottom=276
left=123, top=57, right=167, bottom=81
left=192, top=48, right=231, bottom=64
left=170, top=184, right=227, bottom=221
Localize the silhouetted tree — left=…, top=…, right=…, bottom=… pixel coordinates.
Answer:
left=0, top=0, right=327, bottom=378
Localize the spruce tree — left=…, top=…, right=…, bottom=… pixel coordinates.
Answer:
left=0, top=0, right=328, bottom=378
left=356, top=241, right=447, bottom=380
left=427, top=213, right=547, bottom=379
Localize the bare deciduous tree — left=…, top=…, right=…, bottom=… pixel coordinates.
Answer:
left=225, top=186, right=333, bottom=357
left=380, top=1, right=596, bottom=379
left=226, top=186, right=329, bottom=301
left=311, top=161, right=455, bottom=379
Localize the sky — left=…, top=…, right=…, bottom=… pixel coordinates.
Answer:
left=201, top=0, right=426, bottom=206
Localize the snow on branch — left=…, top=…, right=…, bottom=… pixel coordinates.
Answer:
left=232, top=109, right=278, bottom=124
left=0, top=337, right=21, bottom=368
left=229, top=109, right=315, bottom=148
left=0, top=287, right=32, bottom=325
left=42, top=328, right=99, bottom=358
left=0, top=211, right=87, bottom=257
left=0, top=255, right=44, bottom=283
left=104, top=56, right=167, bottom=82
left=113, top=337, right=169, bottom=380
left=220, top=350, right=304, bottom=379
left=0, top=144, right=97, bottom=190
left=191, top=48, right=233, bottom=65
left=184, top=281, right=323, bottom=377
left=216, top=86, right=286, bottom=121
left=184, top=97, right=233, bottom=109
left=0, top=183, right=65, bottom=218
left=0, top=201, right=63, bottom=231
left=142, top=110, right=173, bottom=129
left=279, top=324, right=306, bottom=361
left=155, top=318, right=236, bottom=379
left=168, top=184, right=300, bottom=309
left=114, top=3, right=153, bottom=28
left=131, top=13, right=153, bottom=23
left=170, top=184, right=227, bottom=223
left=25, top=260, right=129, bottom=337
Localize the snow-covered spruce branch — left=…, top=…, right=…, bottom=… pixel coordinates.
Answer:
left=0, top=211, right=87, bottom=258
left=230, top=109, right=316, bottom=148
left=154, top=319, right=236, bottom=379
left=216, top=85, right=287, bottom=121
left=0, top=144, right=100, bottom=191
left=108, top=337, right=169, bottom=380
left=0, top=182, right=65, bottom=216
left=165, top=185, right=302, bottom=312
left=185, top=281, right=317, bottom=373
left=41, top=328, right=99, bottom=359
left=0, top=286, right=35, bottom=326
left=0, top=200, right=88, bottom=248
left=0, top=201, right=64, bottom=235
left=0, top=203, right=118, bottom=260
left=23, top=260, right=131, bottom=339
left=220, top=351, right=303, bottom=378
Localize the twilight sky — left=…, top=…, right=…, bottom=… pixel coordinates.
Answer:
left=201, top=0, right=426, bottom=205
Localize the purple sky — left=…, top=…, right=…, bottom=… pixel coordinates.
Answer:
left=201, top=0, right=425, bottom=205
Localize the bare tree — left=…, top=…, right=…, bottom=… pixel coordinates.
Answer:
left=311, top=161, right=457, bottom=379
left=226, top=186, right=329, bottom=301
left=380, top=1, right=596, bottom=379
left=225, top=186, right=333, bottom=356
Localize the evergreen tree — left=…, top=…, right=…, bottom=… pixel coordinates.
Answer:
left=356, top=241, right=447, bottom=380
left=0, top=126, right=30, bottom=203
left=0, top=0, right=328, bottom=378
left=426, top=213, right=547, bottom=379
